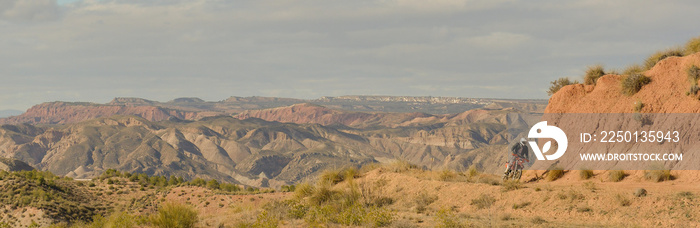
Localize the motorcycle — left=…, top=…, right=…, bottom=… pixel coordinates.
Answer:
left=502, top=156, right=528, bottom=181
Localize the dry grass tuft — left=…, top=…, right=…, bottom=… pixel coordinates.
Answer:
left=584, top=65, right=606, bottom=85
left=684, top=36, right=700, bottom=55
left=644, top=169, right=672, bottom=182
left=608, top=170, right=626, bottom=182
left=470, top=194, right=496, bottom=209
left=644, top=48, right=684, bottom=70
left=579, top=169, right=594, bottom=180
left=621, top=73, right=651, bottom=96
left=547, top=77, right=578, bottom=96
left=546, top=167, right=564, bottom=181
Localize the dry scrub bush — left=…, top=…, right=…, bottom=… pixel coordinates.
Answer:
left=644, top=48, right=684, bottom=70
left=584, top=65, right=605, bottom=85
left=621, top=74, right=651, bottom=95
left=547, top=78, right=578, bottom=96
left=546, top=167, right=564, bottom=181
left=608, top=170, right=626, bottom=182
left=644, top=169, right=672, bottom=182
left=684, top=36, right=700, bottom=55
left=579, top=169, right=594, bottom=180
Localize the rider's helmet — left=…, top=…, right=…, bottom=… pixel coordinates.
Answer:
left=519, top=137, right=527, bottom=145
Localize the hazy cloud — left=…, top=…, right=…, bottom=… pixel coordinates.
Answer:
left=1, top=0, right=699, bottom=110
left=0, top=0, right=59, bottom=21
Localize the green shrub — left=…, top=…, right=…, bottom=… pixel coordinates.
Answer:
left=365, top=206, right=393, bottom=227
left=644, top=169, right=672, bottom=182
left=319, top=168, right=359, bottom=186
left=435, top=209, right=465, bottom=228
left=621, top=74, right=651, bottom=95
left=438, top=170, right=456, bottom=181
left=609, top=170, right=626, bottom=182
left=470, top=194, right=495, bottom=209
left=294, top=183, right=314, bottom=199
left=546, top=167, right=564, bottom=181
left=579, top=169, right=594, bottom=180
left=280, top=185, right=295, bottom=192
left=414, top=191, right=438, bottom=213
left=387, top=160, right=419, bottom=173
left=623, top=64, right=644, bottom=75
left=584, top=65, right=606, bottom=85
left=466, top=165, right=479, bottom=178
left=644, top=48, right=684, bottom=70
left=684, top=36, right=700, bottom=55
left=309, top=185, right=337, bottom=206
left=255, top=210, right=279, bottom=228
left=206, top=179, right=219, bottom=189
left=149, top=203, right=198, bottom=228
left=547, top=78, right=578, bottom=96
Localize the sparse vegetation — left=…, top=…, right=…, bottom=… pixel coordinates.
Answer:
left=584, top=65, right=606, bottom=85
left=414, top=191, right=438, bottom=213
left=644, top=169, right=673, bottom=182
left=466, top=165, right=479, bottom=178
left=579, top=169, right=594, bottom=180
left=470, top=194, right=495, bottom=209
left=556, top=190, right=584, bottom=202
left=687, top=65, right=700, bottom=97
left=387, top=160, right=420, bottom=173
left=512, top=201, right=531, bottom=210
left=632, top=100, right=644, bottom=112
left=531, top=216, right=546, bottom=224
left=609, top=170, right=626, bottom=182
left=577, top=207, right=592, bottom=213
left=677, top=191, right=694, bottom=200
left=621, top=73, right=651, bottom=95
left=547, top=78, right=579, bottom=96
left=149, top=203, right=199, bottom=228
left=0, top=170, right=100, bottom=222
left=287, top=167, right=395, bottom=227
left=438, top=170, right=457, bottom=181
left=615, top=194, right=631, bottom=207
left=546, top=167, right=564, bottom=181
left=684, top=36, right=700, bottom=55
left=623, top=64, right=644, bottom=75
left=583, top=181, right=596, bottom=192
left=644, top=48, right=684, bottom=70
left=501, top=180, right=522, bottom=192
left=688, top=65, right=700, bottom=85
left=435, top=209, right=466, bottom=228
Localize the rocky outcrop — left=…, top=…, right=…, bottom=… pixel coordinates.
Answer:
left=534, top=52, right=700, bottom=170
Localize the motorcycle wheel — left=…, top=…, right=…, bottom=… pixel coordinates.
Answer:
left=513, top=170, right=522, bottom=180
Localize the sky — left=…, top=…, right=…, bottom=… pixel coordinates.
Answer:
left=1, top=0, right=699, bottom=111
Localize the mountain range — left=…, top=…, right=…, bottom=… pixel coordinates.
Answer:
left=0, top=97, right=544, bottom=188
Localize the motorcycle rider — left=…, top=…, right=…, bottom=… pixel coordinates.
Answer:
left=504, top=138, right=530, bottom=178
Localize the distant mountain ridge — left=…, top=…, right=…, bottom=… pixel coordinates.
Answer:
left=1, top=96, right=546, bottom=125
